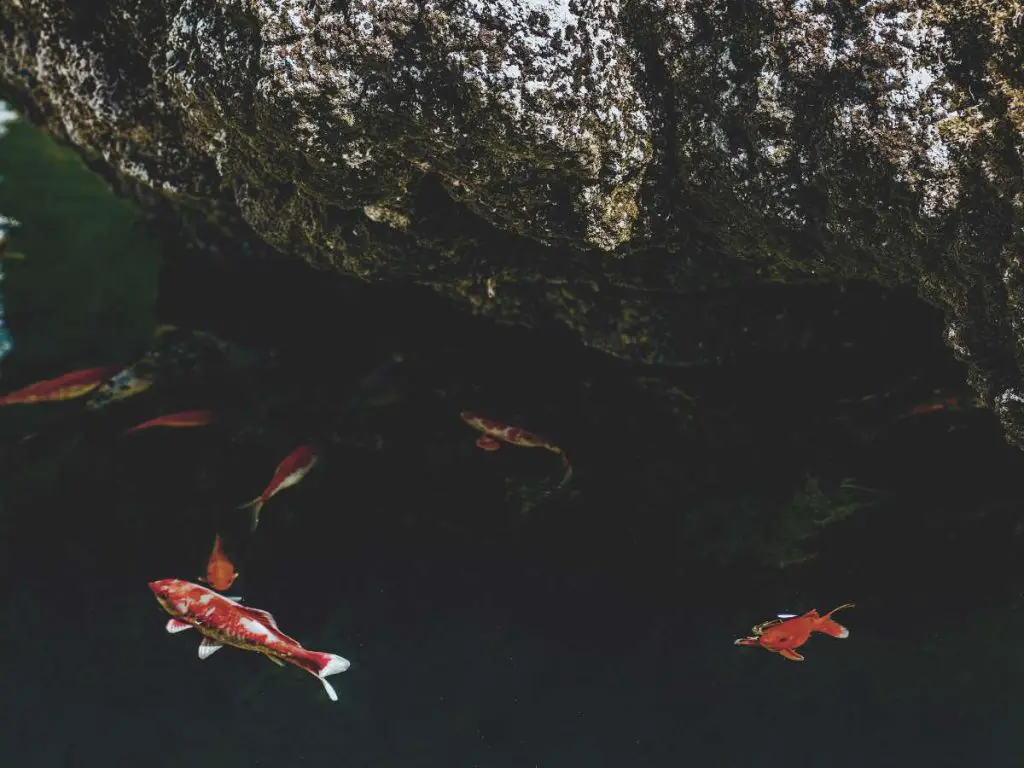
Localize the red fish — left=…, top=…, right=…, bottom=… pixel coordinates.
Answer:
left=734, top=603, right=854, bottom=661
left=149, top=579, right=350, bottom=701
left=198, top=534, right=238, bottom=591
left=0, top=365, right=121, bottom=406
left=122, top=409, right=214, bottom=436
left=903, top=397, right=960, bottom=418
left=238, top=444, right=318, bottom=531
left=460, top=411, right=572, bottom=486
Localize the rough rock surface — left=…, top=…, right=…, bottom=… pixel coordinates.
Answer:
left=2, top=2, right=1024, bottom=445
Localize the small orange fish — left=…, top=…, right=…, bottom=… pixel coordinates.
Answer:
left=0, top=365, right=122, bottom=406
left=121, top=409, right=214, bottom=436
left=460, top=411, right=573, bottom=486
left=198, top=534, right=238, bottom=592
left=238, top=444, right=318, bottom=531
left=734, top=603, right=855, bottom=661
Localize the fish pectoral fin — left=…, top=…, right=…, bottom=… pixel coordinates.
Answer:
left=778, top=648, right=805, bottom=661
left=263, top=653, right=286, bottom=668
left=475, top=435, right=501, bottom=451
left=165, top=619, right=193, bottom=634
left=198, top=638, right=224, bottom=660
left=734, top=637, right=760, bottom=647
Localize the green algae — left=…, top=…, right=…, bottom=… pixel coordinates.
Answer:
left=0, top=109, right=162, bottom=489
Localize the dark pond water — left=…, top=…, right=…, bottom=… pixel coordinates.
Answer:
left=1, top=112, right=1023, bottom=767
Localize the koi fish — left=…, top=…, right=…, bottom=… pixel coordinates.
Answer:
left=149, top=578, right=349, bottom=701
left=85, top=364, right=156, bottom=410
left=122, top=409, right=214, bottom=436
left=460, top=411, right=572, bottom=486
left=734, top=603, right=855, bottom=661
left=902, top=397, right=960, bottom=418
left=198, top=534, right=238, bottom=591
left=0, top=365, right=122, bottom=406
left=238, top=444, right=318, bottom=531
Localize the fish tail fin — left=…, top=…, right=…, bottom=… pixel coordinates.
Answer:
left=304, top=651, right=350, bottom=702
left=817, top=603, right=855, bottom=638
left=558, top=453, right=573, bottom=487
left=237, top=497, right=265, bottom=531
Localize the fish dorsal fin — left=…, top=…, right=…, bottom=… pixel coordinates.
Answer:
left=241, top=606, right=303, bottom=646
left=166, top=618, right=193, bottom=634
left=198, top=638, right=223, bottom=660
left=802, top=609, right=819, bottom=619
left=243, top=607, right=279, bottom=628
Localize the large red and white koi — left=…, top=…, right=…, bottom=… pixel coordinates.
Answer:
left=149, top=578, right=349, bottom=701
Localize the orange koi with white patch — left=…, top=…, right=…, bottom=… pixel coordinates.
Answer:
left=734, top=603, right=855, bottom=661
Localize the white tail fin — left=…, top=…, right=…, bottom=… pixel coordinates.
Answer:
left=315, top=653, right=350, bottom=703
left=237, top=497, right=265, bottom=531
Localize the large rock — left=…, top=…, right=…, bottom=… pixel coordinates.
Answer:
left=2, top=1, right=1024, bottom=444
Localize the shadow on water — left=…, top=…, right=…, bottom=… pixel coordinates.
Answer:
left=1, top=117, right=1023, bottom=767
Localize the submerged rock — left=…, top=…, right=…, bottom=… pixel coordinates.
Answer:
left=1, top=1, right=1023, bottom=448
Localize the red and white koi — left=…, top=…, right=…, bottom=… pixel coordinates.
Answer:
left=149, top=578, right=349, bottom=701
left=238, top=444, right=318, bottom=531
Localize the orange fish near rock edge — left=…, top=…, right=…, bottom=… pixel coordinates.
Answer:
left=0, top=365, right=123, bottom=406
left=460, top=411, right=573, bottom=487
left=734, top=603, right=855, bottom=661
left=237, top=444, right=318, bottom=532
left=122, top=409, right=215, bottom=436
left=198, top=534, right=238, bottom=592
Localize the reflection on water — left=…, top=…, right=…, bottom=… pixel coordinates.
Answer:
left=1, top=110, right=1023, bottom=767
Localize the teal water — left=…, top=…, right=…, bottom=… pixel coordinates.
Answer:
left=1, top=109, right=1023, bottom=767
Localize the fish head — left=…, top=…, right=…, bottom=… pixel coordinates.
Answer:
left=734, top=636, right=762, bottom=647
left=210, top=568, right=238, bottom=592
left=461, top=412, right=505, bottom=436
left=148, top=579, right=192, bottom=616
left=460, top=411, right=482, bottom=428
